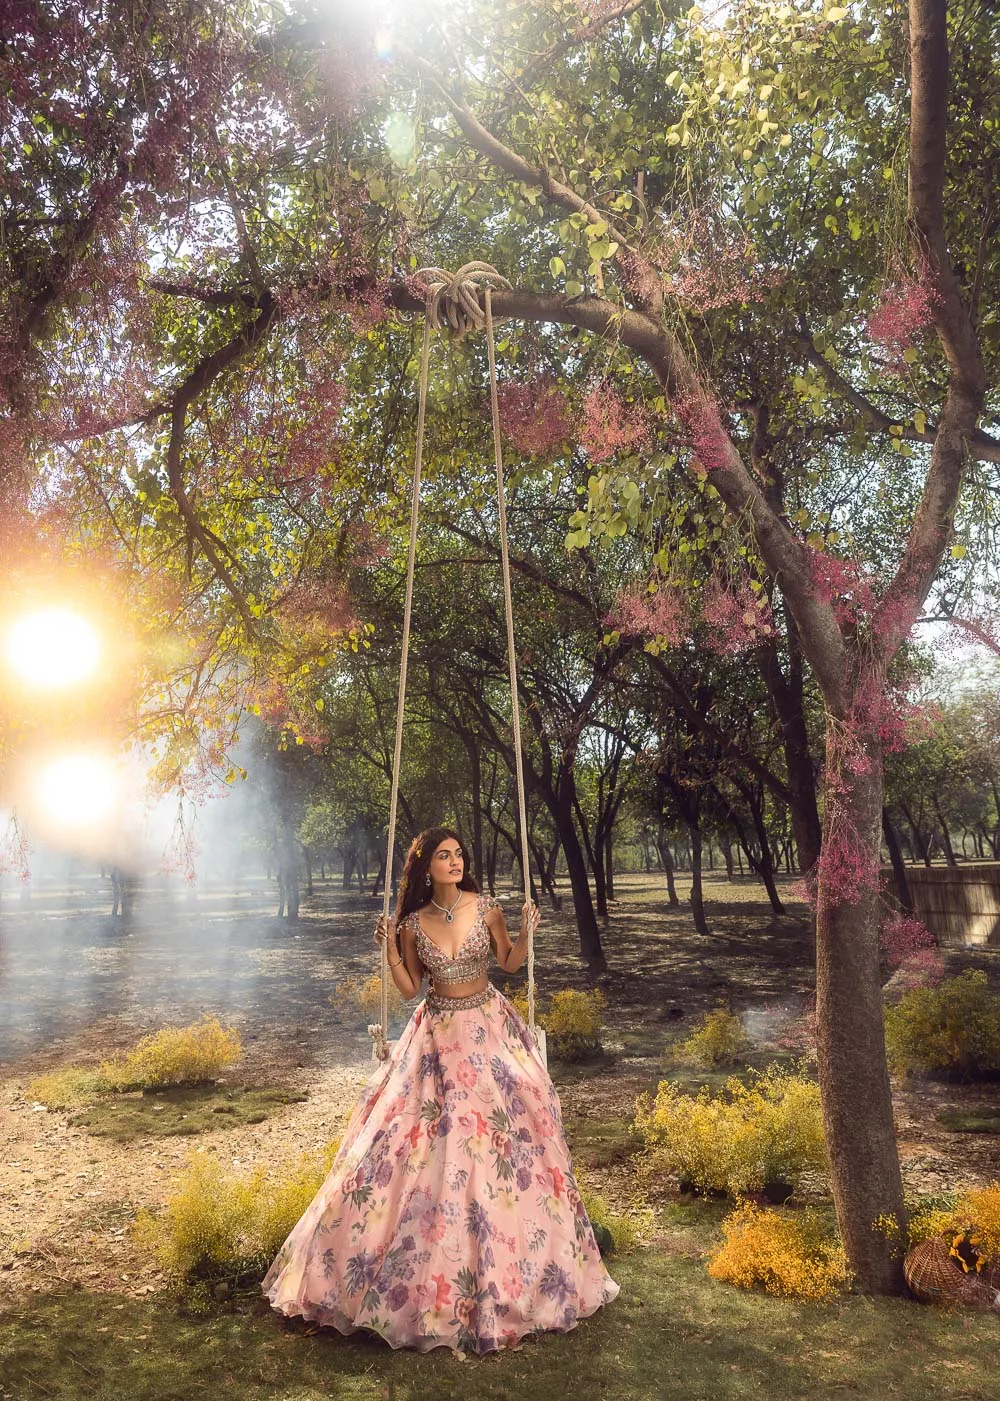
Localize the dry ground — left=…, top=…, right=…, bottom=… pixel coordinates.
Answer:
left=1, top=871, right=997, bottom=1308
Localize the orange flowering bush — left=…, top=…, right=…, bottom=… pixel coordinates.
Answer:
left=708, top=1201, right=851, bottom=1301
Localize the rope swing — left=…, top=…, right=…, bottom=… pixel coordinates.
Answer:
left=368, top=263, right=544, bottom=1066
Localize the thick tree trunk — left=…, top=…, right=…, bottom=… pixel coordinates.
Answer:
left=882, top=809, right=914, bottom=913
left=815, top=749, right=906, bottom=1293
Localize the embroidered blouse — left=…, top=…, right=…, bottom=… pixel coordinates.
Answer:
left=410, top=894, right=500, bottom=985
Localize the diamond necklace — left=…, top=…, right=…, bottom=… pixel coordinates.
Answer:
left=430, top=892, right=466, bottom=923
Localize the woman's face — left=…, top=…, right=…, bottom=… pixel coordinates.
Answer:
left=429, top=838, right=464, bottom=887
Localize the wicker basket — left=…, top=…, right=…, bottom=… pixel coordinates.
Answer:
left=904, top=1238, right=1000, bottom=1313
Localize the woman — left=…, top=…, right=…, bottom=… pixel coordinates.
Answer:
left=262, top=825, right=619, bottom=1354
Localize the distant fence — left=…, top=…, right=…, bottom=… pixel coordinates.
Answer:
left=882, top=863, right=1000, bottom=946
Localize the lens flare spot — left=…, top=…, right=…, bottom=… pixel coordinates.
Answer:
left=5, top=608, right=101, bottom=689
left=383, top=110, right=416, bottom=167
left=37, top=755, right=118, bottom=828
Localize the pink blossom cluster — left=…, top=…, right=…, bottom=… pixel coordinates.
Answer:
left=815, top=816, right=880, bottom=904
left=161, top=811, right=198, bottom=886
left=278, top=577, right=356, bottom=638
left=947, top=612, right=1000, bottom=658
left=701, top=577, right=775, bottom=654
left=866, top=273, right=939, bottom=365
left=637, top=220, right=785, bottom=313
left=673, top=390, right=732, bottom=473
left=580, top=383, right=653, bottom=462
left=280, top=375, right=348, bottom=490
left=0, top=815, right=31, bottom=884
left=496, top=377, right=574, bottom=456
left=807, top=552, right=878, bottom=626
left=345, top=520, right=391, bottom=567
left=896, top=948, right=946, bottom=989
left=606, top=583, right=688, bottom=646
left=880, top=910, right=936, bottom=969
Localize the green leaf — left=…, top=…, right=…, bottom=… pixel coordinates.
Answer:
left=951, top=544, right=967, bottom=559
left=549, top=256, right=566, bottom=278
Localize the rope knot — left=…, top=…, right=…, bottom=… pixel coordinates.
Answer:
left=414, top=262, right=511, bottom=338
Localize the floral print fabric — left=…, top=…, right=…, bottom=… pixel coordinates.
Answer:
left=262, top=986, right=619, bottom=1353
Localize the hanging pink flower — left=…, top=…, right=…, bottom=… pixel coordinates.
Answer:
left=807, top=552, right=878, bottom=627
left=606, top=583, right=688, bottom=646
left=700, top=577, right=774, bottom=653
left=496, top=377, right=573, bottom=456
left=580, top=383, right=653, bottom=462
left=866, top=272, right=939, bottom=365
left=880, top=910, right=936, bottom=969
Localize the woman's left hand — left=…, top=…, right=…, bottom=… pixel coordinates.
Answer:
left=520, top=901, right=541, bottom=938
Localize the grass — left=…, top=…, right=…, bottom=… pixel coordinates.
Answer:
left=2, top=1253, right=999, bottom=1401
left=937, top=1109, right=1000, bottom=1135
left=67, top=1084, right=307, bottom=1141
left=564, top=1113, right=645, bottom=1170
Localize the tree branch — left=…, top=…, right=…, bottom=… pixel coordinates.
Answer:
left=872, top=0, right=988, bottom=654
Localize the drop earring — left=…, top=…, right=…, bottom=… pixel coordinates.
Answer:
left=425, top=874, right=431, bottom=886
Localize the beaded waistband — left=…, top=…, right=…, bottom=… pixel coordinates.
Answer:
left=425, top=983, right=496, bottom=1015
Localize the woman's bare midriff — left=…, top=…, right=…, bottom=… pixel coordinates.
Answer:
left=430, top=976, right=489, bottom=999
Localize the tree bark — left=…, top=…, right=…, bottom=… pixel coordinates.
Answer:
left=815, top=746, right=906, bottom=1293
left=688, top=823, right=709, bottom=935
left=555, top=788, right=605, bottom=964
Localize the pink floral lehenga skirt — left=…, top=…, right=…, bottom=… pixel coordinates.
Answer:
left=262, top=984, right=619, bottom=1353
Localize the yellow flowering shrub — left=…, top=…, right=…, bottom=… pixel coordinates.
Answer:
left=708, top=1201, right=851, bottom=1301
left=543, top=988, right=606, bottom=1061
left=30, top=1018, right=241, bottom=1105
left=134, top=1139, right=340, bottom=1290
left=502, top=982, right=531, bottom=1024
left=634, top=1067, right=827, bottom=1195
left=884, top=971, right=1000, bottom=1079
left=100, top=1017, right=241, bottom=1090
left=674, top=1006, right=751, bottom=1069
left=331, top=972, right=403, bottom=1021
left=501, top=985, right=606, bottom=1060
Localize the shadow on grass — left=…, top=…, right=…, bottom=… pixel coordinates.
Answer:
left=1, top=1254, right=997, bottom=1401
left=68, top=1084, right=308, bottom=1142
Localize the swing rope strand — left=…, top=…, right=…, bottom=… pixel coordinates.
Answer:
left=369, top=265, right=537, bottom=1060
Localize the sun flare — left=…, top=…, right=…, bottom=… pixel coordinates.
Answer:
left=36, top=754, right=118, bottom=828
left=4, top=607, right=102, bottom=689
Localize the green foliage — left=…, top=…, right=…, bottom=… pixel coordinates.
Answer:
left=68, top=1085, right=305, bottom=1142
left=634, top=1067, right=827, bottom=1196
left=579, top=1183, right=645, bottom=1256
left=27, top=1068, right=107, bottom=1110
left=133, top=1140, right=340, bottom=1298
left=674, top=1006, right=751, bottom=1069
left=884, top=971, right=1000, bottom=1080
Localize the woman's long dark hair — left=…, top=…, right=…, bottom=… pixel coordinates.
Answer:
left=394, top=826, right=479, bottom=924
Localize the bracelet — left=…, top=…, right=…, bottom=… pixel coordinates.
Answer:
left=387, top=955, right=404, bottom=967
